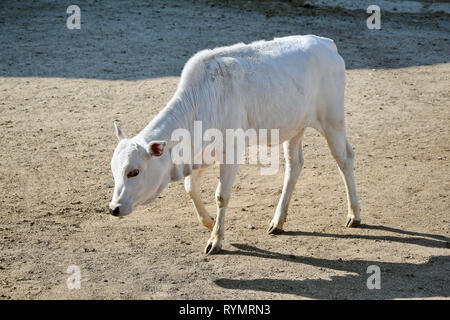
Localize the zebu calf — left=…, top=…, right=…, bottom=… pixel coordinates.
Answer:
left=109, top=35, right=361, bottom=254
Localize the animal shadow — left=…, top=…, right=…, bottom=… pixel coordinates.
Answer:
left=215, top=226, right=450, bottom=299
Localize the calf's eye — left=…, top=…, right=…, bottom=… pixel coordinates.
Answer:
left=127, top=169, right=140, bottom=178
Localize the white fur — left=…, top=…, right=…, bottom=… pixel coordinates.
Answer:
left=109, top=35, right=361, bottom=254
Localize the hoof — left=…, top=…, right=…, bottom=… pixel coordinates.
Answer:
left=345, top=217, right=361, bottom=228
left=204, top=239, right=222, bottom=255
left=267, top=225, right=284, bottom=235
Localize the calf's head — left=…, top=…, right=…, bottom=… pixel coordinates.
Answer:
left=108, top=123, right=170, bottom=216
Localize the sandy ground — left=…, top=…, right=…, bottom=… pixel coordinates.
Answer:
left=0, top=0, right=449, bottom=299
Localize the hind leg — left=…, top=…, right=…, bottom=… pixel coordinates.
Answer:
left=322, top=124, right=361, bottom=227
left=267, top=129, right=305, bottom=234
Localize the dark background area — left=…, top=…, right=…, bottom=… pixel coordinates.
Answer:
left=0, top=0, right=448, bottom=80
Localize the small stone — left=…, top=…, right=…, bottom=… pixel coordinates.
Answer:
left=105, top=184, right=112, bottom=188
left=247, top=224, right=255, bottom=230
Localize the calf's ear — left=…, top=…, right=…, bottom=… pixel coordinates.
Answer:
left=148, top=140, right=167, bottom=157
left=114, top=122, right=127, bottom=141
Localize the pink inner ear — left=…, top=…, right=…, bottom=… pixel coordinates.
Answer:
left=150, top=142, right=163, bottom=156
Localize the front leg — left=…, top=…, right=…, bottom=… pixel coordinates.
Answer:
left=184, top=169, right=214, bottom=231
left=205, top=164, right=240, bottom=254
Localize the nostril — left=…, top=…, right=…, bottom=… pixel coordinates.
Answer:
left=111, top=207, right=120, bottom=216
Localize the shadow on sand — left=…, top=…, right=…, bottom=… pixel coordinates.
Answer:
left=215, top=225, right=449, bottom=299
left=0, top=0, right=448, bottom=80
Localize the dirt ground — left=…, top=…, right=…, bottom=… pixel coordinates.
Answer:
left=0, top=0, right=449, bottom=299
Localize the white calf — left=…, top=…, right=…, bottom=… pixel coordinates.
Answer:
left=109, top=35, right=361, bottom=254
